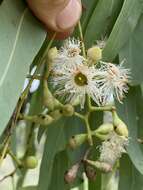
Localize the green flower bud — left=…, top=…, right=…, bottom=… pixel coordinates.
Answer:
left=28, top=114, right=54, bottom=125
left=20, top=114, right=54, bottom=126
left=95, top=123, right=114, bottom=134
left=24, top=156, right=38, bottom=169
left=61, top=104, right=74, bottom=117
left=37, top=114, right=54, bottom=125
left=50, top=109, right=62, bottom=120
left=85, top=160, right=112, bottom=173
left=94, top=132, right=108, bottom=141
left=87, top=46, right=102, bottom=64
left=48, top=47, right=58, bottom=61
left=112, top=111, right=129, bottom=137
left=43, top=80, right=55, bottom=110
left=68, top=134, right=87, bottom=149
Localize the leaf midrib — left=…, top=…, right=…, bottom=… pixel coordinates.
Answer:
left=0, top=8, right=27, bottom=88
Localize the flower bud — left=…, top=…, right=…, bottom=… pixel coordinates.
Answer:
left=94, top=133, right=108, bottom=141
left=21, top=113, right=54, bottom=126
left=48, top=47, right=58, bottom=61
left=34, top=114, right=54, bottom=125
left=24, top=156, right=38, bottom=169
left=112, top=111, right=128, bottom=137
left=68, top=134, right=87, bottom=149
left=87, top=46, right=102, bottom=64
left=85, top=160, right=112, bottom=173
left=84, top=164, right=96, bottom=181
left=43, top=80, right=55, bottom=110
left=50, top=109, right=62, bottom=120
left=61, top=104, right=74, bottom=117
left=64, top=163, right=79, bottom=184
left=95, top=123, right=114, bottom=134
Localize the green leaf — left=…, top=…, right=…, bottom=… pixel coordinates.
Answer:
left=84, top=0, right=123, bottom=48
left=0, top=0, right=46, bottom=135
left=103, top=0, right=143, bottom=61
left=19, top=186, right=37, bottom=190
left=81, top=0, right=99, bottom=34
left=65, top=116, right=87, bottom=164
left=89, top=174, right=101, bottom=190
left=119, top=155, right=133, bottom=190
left=101, top=171, right=118, bottom=190
left=37, top=118, right=66, bottom=190
left=120, top=15, right=143, bottom=85
left=119, top=155, right=143, bottom=190
left=136, top=86, right=143, bottom=142
left=116, top=86, right=143, bottom=174
left=49, top=151, right=69, bottom=190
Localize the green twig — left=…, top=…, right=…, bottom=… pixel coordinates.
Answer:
left=26, top=74, right=43, bottom=80
left=87, top=95, right=92, bottom=111
left=90, top=106, right=116, bottom=112
left=0, top=33, right=56, bottom=166
left=84, top=114, right=93, bottom=146
left=74, top=112, right=85, bottom=120
left=0, top=137, right=10, bottom=166
left=74, top=112, right=93, bottom=145
left=8, top=151, right=22, bottom=167
left=78, top=21, right=86, bottom=58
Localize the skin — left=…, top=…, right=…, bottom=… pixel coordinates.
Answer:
left=26, top=0, right=82, bottom=39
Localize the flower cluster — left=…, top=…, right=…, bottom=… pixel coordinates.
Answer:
left=50, top=38, right=130, bottom=108
left=99, top=132, right=128, bottom=166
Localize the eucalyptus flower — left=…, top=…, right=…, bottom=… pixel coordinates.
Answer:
left=96, top=38, right=106, bottom=49
left=99, top=132, right=128, bottom=166
left=60, top=37, right=81, bottom=57
left=99, top=61, right=130, bottom=104
left=51, top=38, right=85, bottom=74
left=51, top=62, right=102, bottom=108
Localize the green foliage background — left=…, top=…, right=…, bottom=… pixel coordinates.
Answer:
left=1, top=0, right=143, bottom=189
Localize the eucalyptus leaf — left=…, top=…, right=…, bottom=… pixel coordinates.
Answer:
left=38, top=118, right=66, bottom=190
left=64, top=116, right=87, bottom=164
left=0, top=0, right=46, bottom=135
left=119, top=155, right=133, bottom=190
left=103, top=0, right=143, bottom=61
left=19, top=186, right=37, bottom=190
left=101, top=171, right=118, bottom=190
left=84, top=0, right=123, bottom=48
left=116, top=86, right=143, bottom=174
left=120, top=15, right=143, bottom=85
left=81, top=0, right=99, bottom=34
left=119, top=155, right=143, bottom=190
left=49, top=151, right=69, bottom=190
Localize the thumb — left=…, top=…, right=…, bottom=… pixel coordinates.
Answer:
left=27, top=0, right=82, bottom=32
left=56, top=0, right=81, bottom=30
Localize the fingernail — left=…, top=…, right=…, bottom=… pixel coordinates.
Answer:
left=56, top=0, right=81, bottom=30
